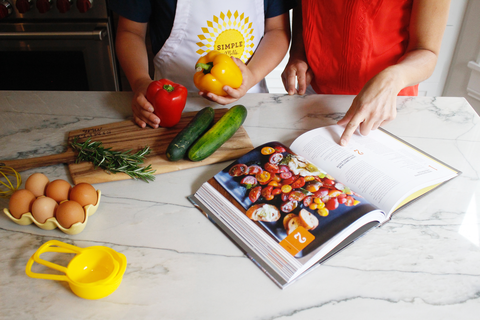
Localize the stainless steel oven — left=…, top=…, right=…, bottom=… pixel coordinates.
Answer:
left=0, top=0, right=120, bottom=91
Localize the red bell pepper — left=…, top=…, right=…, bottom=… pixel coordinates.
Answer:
left=146, top=79, right=188, bottom=128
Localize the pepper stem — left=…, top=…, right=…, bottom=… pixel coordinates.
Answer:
left=195, top=62, right=214, bottom=75
left=163, top=84, right=175, bottom=92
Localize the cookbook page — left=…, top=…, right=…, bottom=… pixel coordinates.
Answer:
left=290, top=125, right=459, bottom=216
left=213, top=142, right=380, bottom=262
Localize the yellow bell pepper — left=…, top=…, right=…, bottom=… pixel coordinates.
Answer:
left=193, top=51, right=243, bottom=96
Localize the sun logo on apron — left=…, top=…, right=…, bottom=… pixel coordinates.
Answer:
left=196, top=10, right=255, bottom=62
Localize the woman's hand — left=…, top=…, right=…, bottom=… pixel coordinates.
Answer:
left=131, top=79, right=161, bottom=128
left=337, top=0, right=451, bottom=146
left=199, top=57, right=254, bottom=105
left=337, top=69, right=398, bottom=146
left=281, top=56, right=313, bottom=95
left=281, top=2, right=312, bottom=95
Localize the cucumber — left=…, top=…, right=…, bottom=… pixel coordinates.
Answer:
left=166, top=107, right=215, bottom=161
left=188, top=104, right=248, bottom=162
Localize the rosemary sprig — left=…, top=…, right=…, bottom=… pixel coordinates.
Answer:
left=70, top=137, right=156, bottom=182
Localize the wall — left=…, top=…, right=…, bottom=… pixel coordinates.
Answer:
left=418, top=0, right=468, bottom=96
left=443, top=0, right=480, bottom=115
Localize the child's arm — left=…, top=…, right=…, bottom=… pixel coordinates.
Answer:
left=115, top=16, right=160, bottom=128
left=201, top=12, right=291, bottom=104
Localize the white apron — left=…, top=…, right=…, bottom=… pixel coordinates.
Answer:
left=153, top=0, right=268, bottom=93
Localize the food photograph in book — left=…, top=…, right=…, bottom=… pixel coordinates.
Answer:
left=214, top=142, right=378, bottom=258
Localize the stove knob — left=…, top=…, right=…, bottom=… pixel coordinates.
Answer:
left=0, top=0, right=13, bottom=18
left=56, top=0, right=71, bottom=13
left=76, top=0, right=92, bottom=13
left=16, top=0, right=32, bottom=13
left=36, top=0, right=51, bottom=13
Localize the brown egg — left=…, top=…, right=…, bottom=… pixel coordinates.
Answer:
left=55, top=200, right=85, bottom=229
left=45, top=179, right=72, bottom=203
left=69, top=183, right=97, bottom=207
left=31, top=196, right=58, bottom=223
left=25, top=173, right=50, bottom=197
left=8, top=189, right=36, bottom=219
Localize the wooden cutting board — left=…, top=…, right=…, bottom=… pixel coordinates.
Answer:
left=1, top=108, right=254, bottom=184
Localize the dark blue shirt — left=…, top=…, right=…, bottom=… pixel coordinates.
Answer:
left=109, top=0, right=296, bottom=55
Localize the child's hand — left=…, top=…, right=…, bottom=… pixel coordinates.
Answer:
left=131, top=79, right=161, bottom=128
left=199, top=57, right=253, bottom=105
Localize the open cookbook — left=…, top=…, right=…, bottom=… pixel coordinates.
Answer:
left=188, top=125, right=460, bottom=288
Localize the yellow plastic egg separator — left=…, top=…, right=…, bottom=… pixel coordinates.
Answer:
left=25, top=240, right=126, bottom=299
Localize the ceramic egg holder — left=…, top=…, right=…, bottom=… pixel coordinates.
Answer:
left=3, top=190, right=101, bottom=235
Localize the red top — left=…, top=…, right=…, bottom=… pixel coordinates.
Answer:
left=302, top=0, right=418, bottom=96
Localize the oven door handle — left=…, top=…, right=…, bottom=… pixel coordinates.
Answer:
left=0, top=28, right=107, bottom=41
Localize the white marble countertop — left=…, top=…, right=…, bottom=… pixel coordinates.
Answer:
left=1, top=91, right=480, bottom=319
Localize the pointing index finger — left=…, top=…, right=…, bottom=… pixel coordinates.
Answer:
left=339, top=119, right=361, bottom=146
